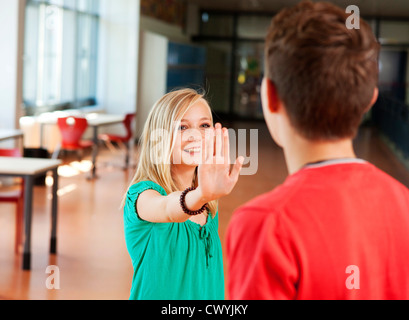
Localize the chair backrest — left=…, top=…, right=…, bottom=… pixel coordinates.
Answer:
left=0, top=148, right=22, bottom=158
left=123, top=113, right=136, bottom=141
left=57, top=117, right=88, bottom=149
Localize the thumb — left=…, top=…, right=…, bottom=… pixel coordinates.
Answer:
left=230, top=156, right=244, bottom=179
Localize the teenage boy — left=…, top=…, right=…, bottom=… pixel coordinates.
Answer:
left=226, top=0, right=409, bottom=299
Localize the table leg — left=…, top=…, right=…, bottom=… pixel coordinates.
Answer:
left=50, top=168, right=58, bottom=254
left=22, top=175, right=34, bottom=270
left=89, top=126, right=98, bottom=179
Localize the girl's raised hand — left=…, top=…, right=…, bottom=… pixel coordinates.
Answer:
left=197, top=123, right=244, bottom=202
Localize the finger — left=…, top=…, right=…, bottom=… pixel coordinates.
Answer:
left=215, top=123, right=222, bottom=157
left=223, top=128, right=230, bottom=166
left=204, top=127, right=214, bottom=164
left=229, top=156, right=244, bottom=180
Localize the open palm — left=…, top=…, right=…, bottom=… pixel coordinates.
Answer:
left=197, top=123, right=244, bottom=201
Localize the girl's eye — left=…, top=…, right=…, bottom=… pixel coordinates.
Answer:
left=179, top=125, right=188, bottom=130
left=201, top=123, right=211, bottom=128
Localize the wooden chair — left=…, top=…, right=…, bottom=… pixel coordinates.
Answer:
left=98, top=113, right=136, bottom=168
left=53, top=117, right=93, bottom=160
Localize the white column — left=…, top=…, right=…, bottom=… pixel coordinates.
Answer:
left=136, top=31, right=168, bottom=138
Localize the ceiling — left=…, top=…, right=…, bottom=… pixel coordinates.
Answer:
left=188, top=0, right=409, bottom=18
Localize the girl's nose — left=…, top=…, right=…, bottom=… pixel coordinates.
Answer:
left=188, top=134, right=200, bottom=142
left=185, top=128, right=202, bottom=142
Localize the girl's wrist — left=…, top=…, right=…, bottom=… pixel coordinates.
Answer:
left=183, top=188, right=209, bottom=214
left=192, top=187, right=212, bottom=204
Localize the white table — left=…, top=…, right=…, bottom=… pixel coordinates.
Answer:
left=38, top=113, right=125, bottom=179
left=0, top=129, right=24, bottom=143
left=0, top=156, right=61, bottom=270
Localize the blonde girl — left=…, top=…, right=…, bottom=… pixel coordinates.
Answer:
left=123, top=88, right=243, bottom=300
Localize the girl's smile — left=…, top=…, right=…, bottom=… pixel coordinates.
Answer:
left=184, top=146, right=201, bottom=154
left=172, top=98, right=213, bottom=166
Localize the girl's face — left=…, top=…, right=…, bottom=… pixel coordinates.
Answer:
left=172, top=99, right=213, bottom=167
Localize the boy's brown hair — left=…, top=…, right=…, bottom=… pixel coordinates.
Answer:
left=265, top=0, right=380, bottom=140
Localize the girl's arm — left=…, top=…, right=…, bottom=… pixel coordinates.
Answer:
left=136, top=124, right=244, bottom=223
left=136, top=187, right=209, bottom=223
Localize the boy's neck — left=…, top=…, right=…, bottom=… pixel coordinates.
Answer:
left=283, top=135, right=356, bottom=175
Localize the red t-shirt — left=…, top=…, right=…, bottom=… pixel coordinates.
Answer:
left=226, top=160, right=409, bottom=299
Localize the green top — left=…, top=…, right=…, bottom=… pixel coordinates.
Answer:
left=123, top=180, right=225, bottom=300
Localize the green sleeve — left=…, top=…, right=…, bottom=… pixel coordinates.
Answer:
left=124, top=180, right=167, bottom=223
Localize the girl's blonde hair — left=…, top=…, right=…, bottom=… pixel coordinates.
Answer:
left=121, top=88, right=218, bottom=217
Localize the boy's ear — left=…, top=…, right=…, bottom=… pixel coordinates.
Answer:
left=370, top=87, right=379, bottom=106
left=265, top=78, right=280, bottom=113
left=365, top=87, right=379, bottom=112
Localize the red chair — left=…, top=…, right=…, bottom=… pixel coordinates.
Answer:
left=98, top=113, right=135, bottom=168
left=53, top=117, right=93, bottom=160
left=0, top=148, right=24, bottom=253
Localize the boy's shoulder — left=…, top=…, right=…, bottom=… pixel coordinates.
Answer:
left=232, top=169, right=307, bottom=220
left=233, top=161, right=409, bottom=221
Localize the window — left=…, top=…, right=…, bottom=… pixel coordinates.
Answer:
left=233, top=41, right=264, bottom=119
left=203, top=41, right=232, bottom=114
left=379, top=21, right=409, bottom=44
left=23, top=0, right=99, bottom=116
left=197, top=13, right=268, bottom=119
left=237, top=15, right=271, bottom=39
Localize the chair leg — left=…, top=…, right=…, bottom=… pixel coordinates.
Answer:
left=77, top=150, right=83, bottom=162
left=124, top=142, right=130, bottom=170
left=104, top=139, right=118, bottom=153
left=52, top=143, right=61, bottom=159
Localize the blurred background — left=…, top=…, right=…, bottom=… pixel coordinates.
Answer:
left=1, top=0, right=409, bottom=300
left=1, top=0, right=408, bottom=150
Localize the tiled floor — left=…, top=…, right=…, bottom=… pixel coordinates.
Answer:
left=1, top=122, right=408, bottom=300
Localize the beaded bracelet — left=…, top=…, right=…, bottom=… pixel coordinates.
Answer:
left=179, top=187, right=208, bottom=216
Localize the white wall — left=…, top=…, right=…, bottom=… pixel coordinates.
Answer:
left=97, top=0, right=140, bottom=116
left=136, top=31, right=168, bottom=138
left=0, top=0, right=25, bottom=133
left=135, top=15, right=191, bottom=138
left=140, top=15, right=190, bottom=44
